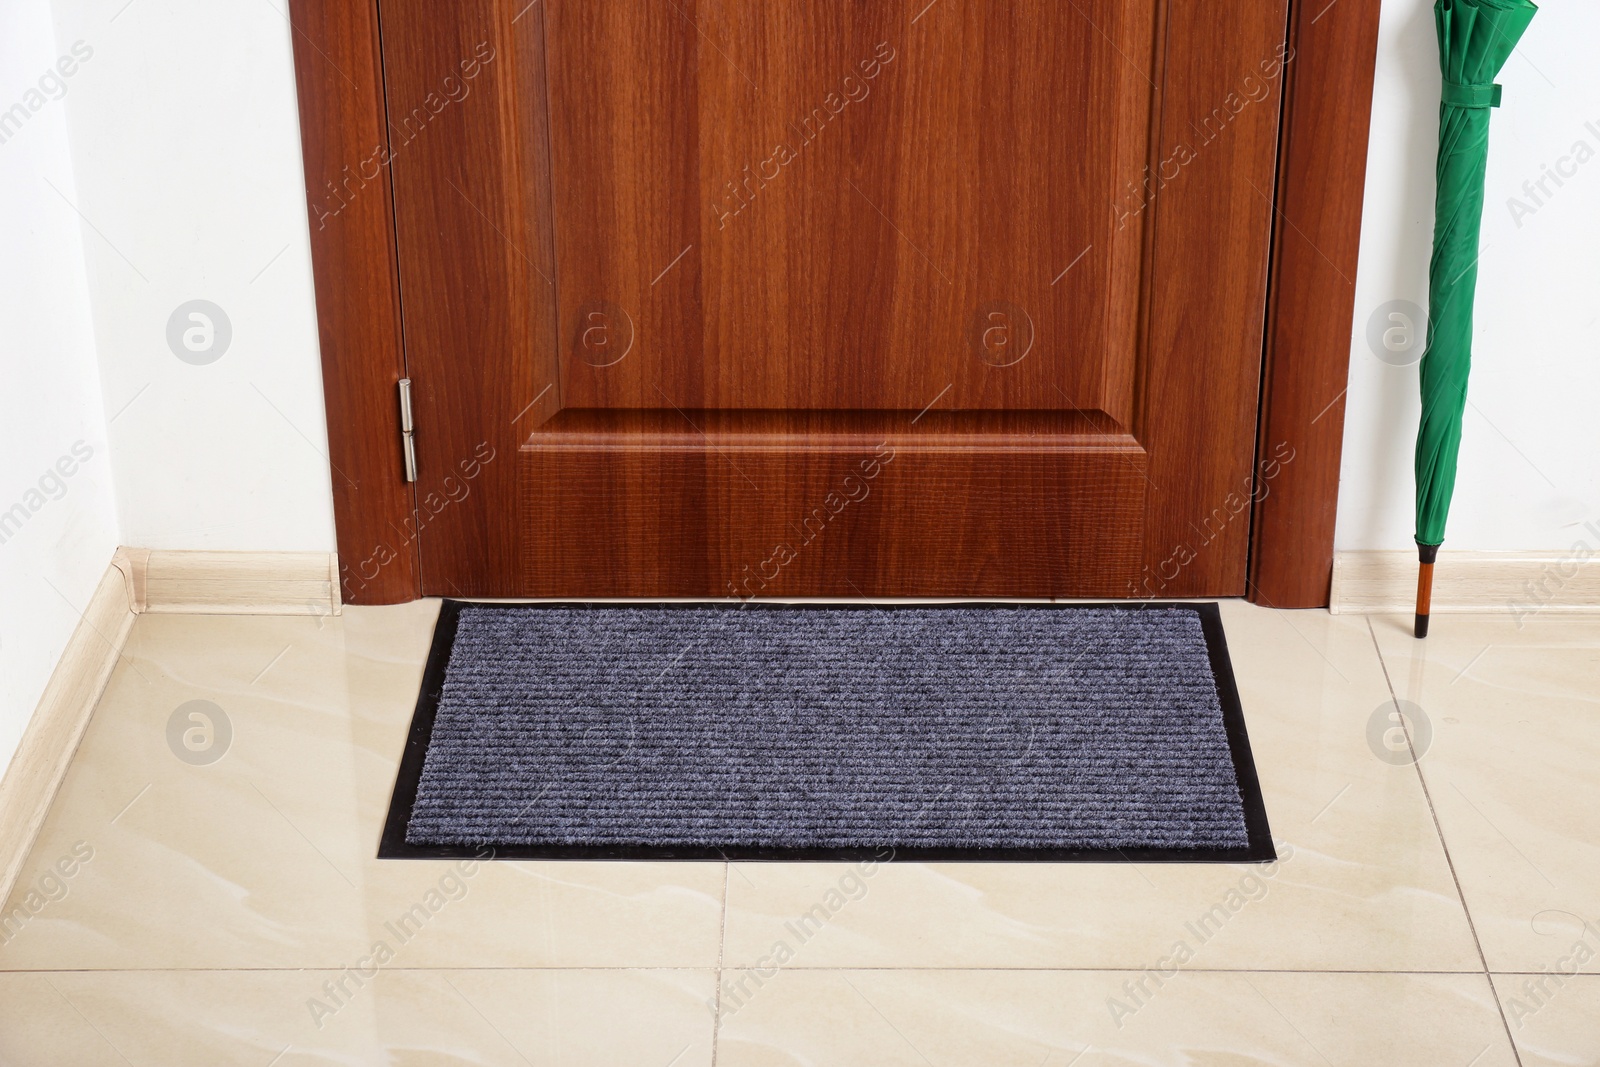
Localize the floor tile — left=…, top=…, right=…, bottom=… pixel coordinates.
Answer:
left=721, top=602, right=1480, bottom=971
left=1370, top=612, right=1600, bottom=973
left=0, top=968, right=715, bottom=1067
left=1493, top=972, right=1600, bottom=1066
left=714, top=968, right=1517, bottom=1067
left=13, top=595, right=1580, bottom=1065
left=0, top=604, right=726, bottom=970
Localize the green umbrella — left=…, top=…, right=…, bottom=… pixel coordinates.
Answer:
left=1413, top=0, right=1537, bottom=638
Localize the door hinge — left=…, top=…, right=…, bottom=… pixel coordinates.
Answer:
left=398, top=378, right=417, bottom=483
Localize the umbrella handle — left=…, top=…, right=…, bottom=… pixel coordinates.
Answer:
left=1414, top=543, right=1439, bottom=639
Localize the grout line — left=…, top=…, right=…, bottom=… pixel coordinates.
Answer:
left=1364, top=617, right=1525, bottom=1067
left=0, top=966, right=1543, bottom=975
left=709, top=862, right=730, bottom=1065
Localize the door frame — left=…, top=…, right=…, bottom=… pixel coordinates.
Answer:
left=287, top=0, right=1381, bottom=608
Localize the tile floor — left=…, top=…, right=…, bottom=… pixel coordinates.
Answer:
left=0, top=599, right=1597, bottom=1065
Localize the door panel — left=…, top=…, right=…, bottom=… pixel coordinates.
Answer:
left=379, top=0, right=1288, bottom=598
left=521, top=421, right=1147, bottom=599
left=545, top=1, right=1145, bottom=417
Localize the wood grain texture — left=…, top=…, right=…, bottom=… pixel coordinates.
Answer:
left=376, top=0, right=559, bottom=598
left=1248, top=0, right=1382, bottom=608
left=287, top=0, right=419, bottom=604
left=519, top=430, right=1147, bottom=598
left=543, top=1, right=1149, bottom=419
left=1132, top=0, right=1291, bottom=599
left=377, top=0, right=1294, bottom=598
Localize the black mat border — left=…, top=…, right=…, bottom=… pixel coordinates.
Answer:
left=379, top=600, right=1276, bottom=864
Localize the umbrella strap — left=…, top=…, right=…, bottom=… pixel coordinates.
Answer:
left=1442, top=80, right=1502, bottom=109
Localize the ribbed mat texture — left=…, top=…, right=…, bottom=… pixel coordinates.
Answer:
left=398, top=604, right=1259, bottom=857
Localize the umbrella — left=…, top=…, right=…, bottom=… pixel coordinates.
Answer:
left=1413, top=0, right=1537, bottom=638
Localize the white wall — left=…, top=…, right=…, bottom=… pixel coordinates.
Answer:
left=1338, top=0, right=1600, bottom=551
left=0, top=0, right=120, bottom=766
left=50, top=0, right=335, bottom=551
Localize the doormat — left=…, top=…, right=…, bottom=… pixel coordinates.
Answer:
left=380, top=602, right=1273, bottom=862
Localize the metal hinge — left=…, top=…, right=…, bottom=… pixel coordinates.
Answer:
left=398, top=378, right=417, bottom=483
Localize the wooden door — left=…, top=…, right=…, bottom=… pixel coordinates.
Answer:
left=377, top=0, right=1289, bottom=599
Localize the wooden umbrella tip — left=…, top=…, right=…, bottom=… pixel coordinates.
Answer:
left=1414, top=543, right=1439, bottom=639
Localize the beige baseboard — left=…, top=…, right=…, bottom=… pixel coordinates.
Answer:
left=1330, top=548, right=1600, bottom=615
left=0, top=562, right=136, bottom=912
left=114, top=548, right=341, bottom=616
left=1, top=548, right=342, bottom=910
